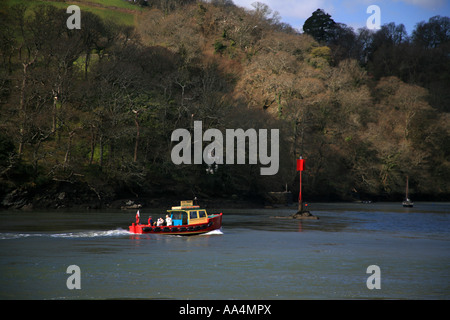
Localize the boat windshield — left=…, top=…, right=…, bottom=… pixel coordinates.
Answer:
left=170, top=211, right=184, bottom=220
left=169, top=210, right=188, bottom=225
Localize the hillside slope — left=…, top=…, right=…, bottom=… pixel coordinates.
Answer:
left=0, top=1, right=449, bottom=210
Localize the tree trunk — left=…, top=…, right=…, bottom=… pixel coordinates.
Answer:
left=133, top=111, right=140, bottom=162
left=89, top=126, right=96, bottom=165
left=99, top=134, right=104, bottom=168
left=64, top=131, right=75, bottom=167
left=18, top=62, right=30, bottom=156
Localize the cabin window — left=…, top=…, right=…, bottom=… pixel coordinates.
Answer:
left=171, top=211, right=183, bottom=220
left=198, top=210, right=206, bottom=218
left=189, top=211, right=198, bottom=219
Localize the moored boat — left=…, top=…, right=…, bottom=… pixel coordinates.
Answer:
left=402, top=199, right=413, bottom=208
left=128, top=200, right=222, bottom=235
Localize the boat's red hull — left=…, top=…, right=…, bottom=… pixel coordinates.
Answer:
left=129, top=213, right=222, bottom=235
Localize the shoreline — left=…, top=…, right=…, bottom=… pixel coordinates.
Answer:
left=1, top=181, right=449, bottom=212
left=2, top=194, right=449, bottom=212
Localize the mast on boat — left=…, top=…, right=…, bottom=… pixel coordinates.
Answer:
left=405, top=176, right=409, bottom=200
left=403, top=175, right=413, bottom=207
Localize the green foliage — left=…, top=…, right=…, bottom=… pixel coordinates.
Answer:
left=214, top=40, right=227, bottom=53
left=309, top=46, right=332, bottom=67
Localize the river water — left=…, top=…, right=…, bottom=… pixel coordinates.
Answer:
left=0, top=202, right=448, bottom=300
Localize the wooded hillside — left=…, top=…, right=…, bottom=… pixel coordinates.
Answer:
left=0, top=1, right=449, bottom=209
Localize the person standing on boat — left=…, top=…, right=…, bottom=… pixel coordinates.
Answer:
left=148, top=216, right=154, bottom=226
left=157, top=217, right=164, bottom=226
left=166, top=214, right=172, bottom=226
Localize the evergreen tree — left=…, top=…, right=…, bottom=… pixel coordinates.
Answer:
left=303, top=9, right=337, bottom=43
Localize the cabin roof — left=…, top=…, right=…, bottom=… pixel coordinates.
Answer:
left=169, top=200, right=203, bottom=211
left=169, top=205, right=200, bottom=210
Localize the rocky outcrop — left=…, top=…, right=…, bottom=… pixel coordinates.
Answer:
left=290, top=210, right=319, bottom=220
left=271, top=208, right=319, bottom=220
left=1, top=181, right=103, bottom=210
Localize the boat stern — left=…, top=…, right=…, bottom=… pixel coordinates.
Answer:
left=129, top=223, right=143, bottom=234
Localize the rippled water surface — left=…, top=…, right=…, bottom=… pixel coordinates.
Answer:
left=0, top=202, right=449, bottom=299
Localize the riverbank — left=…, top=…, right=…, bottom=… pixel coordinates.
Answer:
left=1, top=180, right=448, bottom=211
left=0, top=180, right=266, bottom=211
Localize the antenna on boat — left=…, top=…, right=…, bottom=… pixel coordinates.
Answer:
left=191, top=189, right=199, bottom=206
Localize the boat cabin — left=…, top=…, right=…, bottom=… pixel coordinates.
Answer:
left=167, top=200, right=209, bottom=226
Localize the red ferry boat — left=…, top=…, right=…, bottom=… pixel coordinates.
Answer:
left=128, top=200, right=222, bottom=236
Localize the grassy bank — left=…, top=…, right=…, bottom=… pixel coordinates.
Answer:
left=5, top=0, right=138, bottom=26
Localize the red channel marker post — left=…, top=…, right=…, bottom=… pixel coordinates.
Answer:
left=296, top=157, right=305, bottom=212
